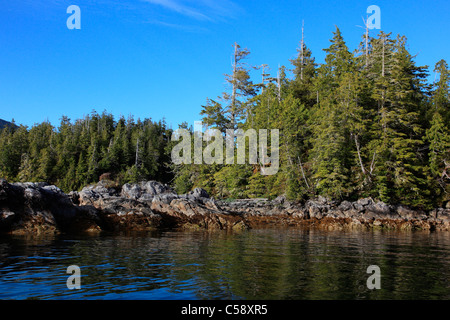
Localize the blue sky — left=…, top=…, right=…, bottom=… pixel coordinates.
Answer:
left=1, top=0, right=449, bottom=129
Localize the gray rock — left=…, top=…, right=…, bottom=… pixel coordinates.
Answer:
left=397, top=206, right=416, bottom=220
left=273, top=195, right=286, bottom=205
left=357, top=198, right=373, bottom=206
left=292, top=209, right=308, bottom=219
left=353, top=203, right=365, bottom=212
left=338, top=201, right=352, bottom=211
left=365, top=201, right=392, bottom=215
left=140, top=181, right=159, bottom=195
left=309, top=206, right=323, bottom=219
left=42, top=185, right=64, bottom=194
left=152, top=194, right=179, bottom=205
left=68, top=191, right=80, bottom=205
left=12, top=182, right=48, bottom=189
left=121, top=183, right=142, bottom=199
left=345, top=209, right=361, bottom=219
left=204, top=199, right=221, bottom=211
left=92, top=185, right=111, bottom=196
left=188, top=187, right=210, bottom=199
left=363, top=211, right=381, bottom=220
left=317, top=195, right=329, bottom=205
left=328, top=210, right=346, bottom=219
left=24, top=187, right=43, bottom=202
left=138, top=193, right=154, bottom=201
left=79, top=188, right=100, bottom=205
left=121, top=181, right=175, bottom=200
left=141, top=181, right=174, bottom=195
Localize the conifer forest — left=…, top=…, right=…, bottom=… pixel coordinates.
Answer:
left=1, top=27, right=448, bottom=209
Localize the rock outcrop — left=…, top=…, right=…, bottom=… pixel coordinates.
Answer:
left=217, top=196, right=450, bottom=231
left=1, top=178, right=449, bottom=234
left=0, top=179, right=248, bottom=234
left=0, top=179, right=100, bottom=234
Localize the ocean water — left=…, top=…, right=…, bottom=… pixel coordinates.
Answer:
left=0, top=228, right=449, bottom=300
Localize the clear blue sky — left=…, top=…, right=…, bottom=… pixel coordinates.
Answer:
left=1, top=0, right=449, bottom=129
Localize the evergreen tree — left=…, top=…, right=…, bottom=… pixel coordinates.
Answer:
left=368, top=35, right=430, bottom=206
left=1, top=27, right=448, bottom=207
left=426, top=60, right=450, bottom=203
left=309, top=27, right=354, bottom=199
left=201, top=43, right=257, bottom=131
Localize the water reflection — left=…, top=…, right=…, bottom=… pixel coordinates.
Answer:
left=0, top=228, right=449, bottom=300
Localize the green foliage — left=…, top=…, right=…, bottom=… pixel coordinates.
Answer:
left=1, top=32, right=448, bottom=208
left=174, top=33, right=449, bottom=207
left=424, top=60, right=450, bottom=202
left=0, top=111, right=173, bottom=192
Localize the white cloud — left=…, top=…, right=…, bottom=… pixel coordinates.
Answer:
left=142, top=0, right=242, bottom=22
left=145, top=19, right=210, bottom=33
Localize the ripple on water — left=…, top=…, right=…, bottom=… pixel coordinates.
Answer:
left=0, top=229, right=449, bottom=299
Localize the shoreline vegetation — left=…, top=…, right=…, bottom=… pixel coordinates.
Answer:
left=0, top=26, right=448, bottom=217
left=0, top=179, right=449, bottom=235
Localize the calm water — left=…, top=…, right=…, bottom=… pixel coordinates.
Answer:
left=0, top=228, right=449, bottom=300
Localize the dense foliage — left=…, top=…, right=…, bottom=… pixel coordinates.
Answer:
left=1, top=27, right=448, bottom=208
left=177, top=28, right=449, bottom=208
left=0, top=112, right=174, bottom=192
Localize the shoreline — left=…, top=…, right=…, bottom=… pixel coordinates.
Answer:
left=1, top=179, right=449, bottom=235
left=217, top=197, right=450, bottom=231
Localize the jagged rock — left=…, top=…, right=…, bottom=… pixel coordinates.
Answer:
left=204, top=199, right=221, bottom=211
left=357, top=198, right=373, bottom=206
left=309, top=205, right=324, bottom=219
left=188, top=187, right=209, bottom=199
left=365, top=201, right=392, bottom=215
left=121, top=183, right=142, bottom=200
left=75, top=182, right=248, bottom=231
left=1, top=178, right=449, bottom=234
left=292, top=209, right=308, bottom=219
left=152, top=194, right=179, bottom=205
left=138, top=194, right=154, bottom=202
left=68, top=191, right=80, bottom=205
left=120, top=181, right=175, bottom=201
left=327, top=209, right=346, bottom=219
left=397, top=206, right=423, bottom=221
left=317, top=195, right=329, bottom=205
left=353, top=203, right=365, bottom=212
left=338, top=201, right=352, bottom=211
left=0, top=181, right=100, bottom=234
left=273, top=195, right=286, bottom=205
left=352, top=198, right=373, bottom=212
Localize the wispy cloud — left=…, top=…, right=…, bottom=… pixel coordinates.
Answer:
left=142, top=0, right=242, bottom=22
left=199, top=0, right=242, bottom=20
left=145, top=19, right=210, bottom=33
left=144, top=0, right=212, bottom=21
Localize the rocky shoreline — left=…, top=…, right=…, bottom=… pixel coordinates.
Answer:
left=0, top=179, right=449, bottom=235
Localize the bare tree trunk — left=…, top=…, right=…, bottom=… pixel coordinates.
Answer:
left=369, top=151, right=377, bottom=175
left=300, top=20, right=304, bottom=80
left=135, top=137, right=139, bottom=168
left=297, top=156, right=310, bottom=189
left=277, top=65, right=281, bottom=103
left=381, top=35, right=386, bottom=134
left=285, top=137, right=310, bottom=189
left=365, top=17, right=369, bottom=68
left=261, top=64, right=268, bottom=94
left=381, top=35, right=385, bottom=77
left=354, top=134, right=366, bottom=175
left=231, top=42, right=238, bottom=130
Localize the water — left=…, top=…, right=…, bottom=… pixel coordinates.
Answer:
left=0, top=228, right=449, bottom=300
